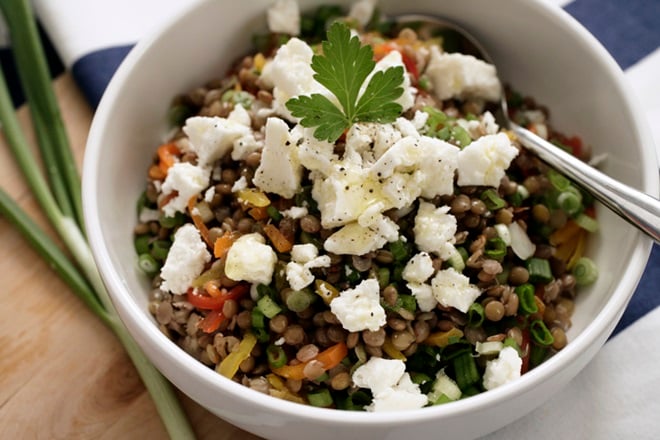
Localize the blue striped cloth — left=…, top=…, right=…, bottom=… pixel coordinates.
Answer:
left=3, top=0, right=658, bottom=438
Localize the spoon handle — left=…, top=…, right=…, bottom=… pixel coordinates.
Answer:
left=509, top=122, right=660, bottom=243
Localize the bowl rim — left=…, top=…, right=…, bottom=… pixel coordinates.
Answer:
left=83, top=0, right=658, bottom=428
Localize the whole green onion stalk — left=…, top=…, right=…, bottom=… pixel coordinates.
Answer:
left=0, top=0, right=195, bottom=438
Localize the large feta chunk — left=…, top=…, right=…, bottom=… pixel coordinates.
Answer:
left=286, top=244, right=331, bottom=290
left=260, top=38, right=331, bottom=120
left=183, top=116, right=251, bottom=166
left=352, top=357, right=406, bottom=394
left=430, top=267, right=481, bottom=313
left=224, top=233, right=277, bottom=285
left=324, top=215, right=398, bottom=256
left=483, top=346, right=522, bottom=390
left=227, top=104, right=251, bottom=127
left=370, top=136, right=422, bottom=180
left=267, top=0, right=300, bottom=35
left=160, top=162, right=210, bottom=217
left=457, top=132, right=519, bottom=187
left=253, top=117, right=303, bottom=198
left=425, top=46, right=501, bottom=102
left=312, top=162, right=382, bottom=228
left=402, top=252, right=435, bottom=283
left=160, top=224, right=211, bottom=294
left=297, top=128, right=337, bottom=175
left=330, top=279, right=386, bottom=332
left=417, top=136, right=460, bottom=198
left=413, top=201, right=457, bottom=260
left=367, top=372, right=428, bottom=412
left=352, top=358, right=428, bottom=412
left=407, top=282, right=437, bottom=312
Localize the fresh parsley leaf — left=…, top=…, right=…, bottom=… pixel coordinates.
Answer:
left=286, top=94, right=347, bottom=143
left=286, top=21, right=404, bottom=142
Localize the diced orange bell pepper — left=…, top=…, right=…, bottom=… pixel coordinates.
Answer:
left=263, top=224, right=293, bottom=253
left=272, top=342, right=348, bottom=380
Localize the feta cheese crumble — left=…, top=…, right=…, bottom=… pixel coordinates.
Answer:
left=330, top=279, right=386, bottom=332
left=457, top=132, right=519, bottom=187
left=352, top=357, right=428, bottom=411
left=286, top=244, right=331, bottom=290
left=267, top=0, right=300, bottom=35
left=413, top=201, right=457, bottom=260
left=183, top=115, right=251, bottom=167
left=425, top=47, right=501, bottom=102
left=160, top=224, right=211, bottom=294
left=160, top=162, right=210, bottom=217
left=253, top=117, right=303, bottom=198
left=482, top=346, right=522, bottom=390
left=431, top=267, right=481, bottom=313
left=224, top=233, right=277, bottom=285
left=402, top=252, right=435, bottom=283
left=259, top=38, right=332, bottom=120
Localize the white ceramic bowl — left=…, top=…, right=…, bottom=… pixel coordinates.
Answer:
left=82, top=1, right=658, bottom=439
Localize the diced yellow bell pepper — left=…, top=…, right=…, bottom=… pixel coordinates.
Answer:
left=424, top=328, right=464, bottom=347
left=217, top=333, right=257, bottom=379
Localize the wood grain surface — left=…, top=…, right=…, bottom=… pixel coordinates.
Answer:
left=0, top=73, right=261, bottom=440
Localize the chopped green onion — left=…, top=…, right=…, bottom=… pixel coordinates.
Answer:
left=451, top=125, right=472, bottom=147
left=257, top=295, right=282, bottom=319
left=428, top=370, right=461, bottom=404
left=138, top=253, right=160, bottom=275
left=267, top=205, right=283, bottom=221
left=502, top=336, right=522, bottom=355
left=574, top=212, right=599, bottom=233
left=251, top=307, right=266, bottom=329
left=452, top=351, right=480, bottom=391
left=466, top=302, right=485, bottom=327
left=159, top=212, right=185, bottom=229
left=456, top=246, right=469, bottom=263
left=307, top=388, right=334, bottom=407
left=410, top=372, right=432, bottom=386
left=377, top=267, right=390, bottom=288
left=167, top=103, right=194, bottom=127
left=417, top=76, right=430, bottom=91
left=344, top=264, right=362, bottom=283
left=266, top=344, right=287, bottom=368
left=136, top=190, right=149, bottom=217
left=529, top=344, right=550, bottom=368
left=557, top=187, right=582, bottom=216
left=446, top=248, right=466, bottom=272
left=508, top=191, right=524, bottom=207
left=572, top=257, right=598, bottom=286
left=481, top=189, right=506, bottom=211
left=515, top=283, right=538, bottom=315
left=150, top=239, right=171, bottom=261
left=285, top=289, right=314, bottom=312
left=388, top=239, right=410, bottom=262
left=526, top=258, right=553, bottom=283
left=516, top=184, right=530, bottom=201
left=547, top=169, right=571, bottom=192
left=221, top=89, right=253, bottom=109
left=484, top=237, right=507, bottom=260
left=397, top=294, right=417, bottom=313
left=530, top=319, right=554, bottom=346
left=134, top=235, right=151, bottom=255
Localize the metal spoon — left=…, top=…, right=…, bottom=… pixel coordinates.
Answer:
left=394, top=15, right=660, bottom=243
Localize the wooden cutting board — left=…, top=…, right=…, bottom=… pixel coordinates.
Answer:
left=0, top=73, right=261, bottom=439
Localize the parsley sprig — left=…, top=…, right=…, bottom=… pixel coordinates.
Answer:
left=286, top=21, right=404, bottom=142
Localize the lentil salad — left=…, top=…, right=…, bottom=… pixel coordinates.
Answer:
left=133, top=0, right=599, bottom=411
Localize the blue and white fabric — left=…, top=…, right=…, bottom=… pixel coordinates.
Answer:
left=3, top=0, right=659, bottom=437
